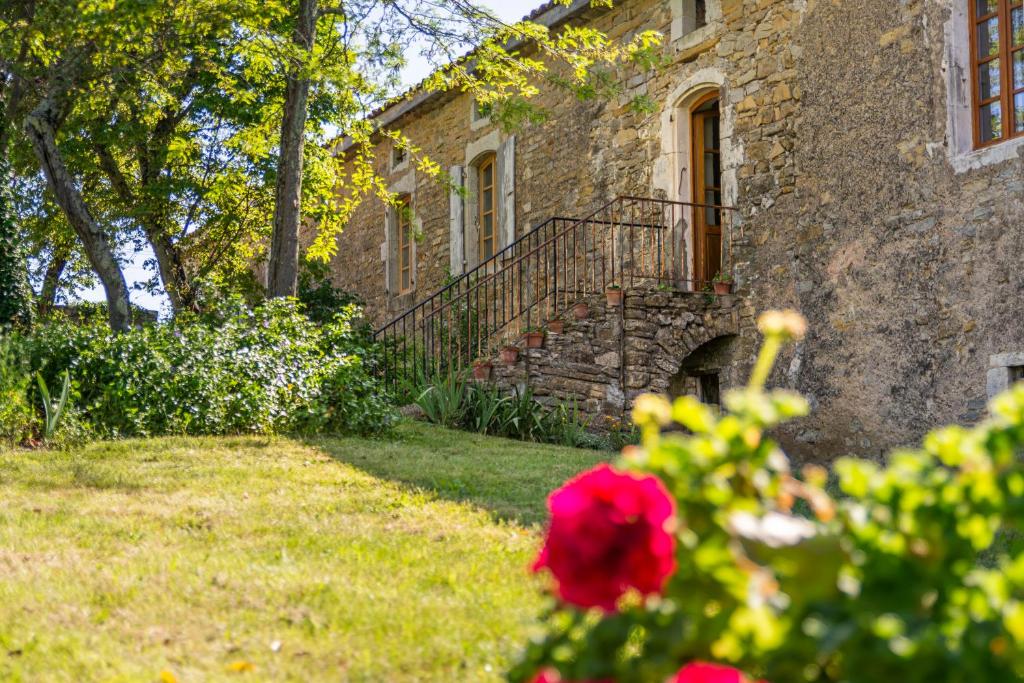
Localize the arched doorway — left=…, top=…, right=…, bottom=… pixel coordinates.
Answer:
left=690, top=93, right=722, bottom=286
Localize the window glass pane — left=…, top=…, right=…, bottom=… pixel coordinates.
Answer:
left=979, top=17, right=1001, bottom=59
left=1015, top=51, right=1024, bottom=88
left=1015, top=7, right=1024, bottom=45
left=482, top=188, right=493, bottom=213
left=1015, top=91, right=1024, bottom=132
left=977, top=0, right=998, bottom=18
left=483, top=213, right=494, bottom=239
left=980, top=100, right=1004, bottom=142
left=704, top=152, right=717, bottom=180
left=482, top=162, right=493, bottom=187
left=703, top=117, right=717, bottom=151
left=401, top=268, right=410, bottom=291
left=980, top=58, right=1002, bottom=99
left=705, top=191, right=721, bottom=225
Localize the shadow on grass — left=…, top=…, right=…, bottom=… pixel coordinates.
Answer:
left=307, top=421, right=609, bottom=527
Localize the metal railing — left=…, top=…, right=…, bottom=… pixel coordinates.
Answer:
left=374, top=196, right=737, bottom=388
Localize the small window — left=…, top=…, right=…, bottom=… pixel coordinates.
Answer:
left=391, top=145, right=407, bottom=171
left=673, top=0, right=708, bottom=40
left=477, top=154, right=497, bottom=261
left=472, top=99, right=493, bottom=124
left=969, top=0, right=1024, bottom=147
left=1012, top=366, right=1024, bottom=383
left=695, top=0, right=707, bottom=29
left=396, top=196, right=414, bottom=293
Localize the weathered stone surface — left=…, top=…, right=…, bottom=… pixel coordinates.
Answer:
left=478, top=287, right=742, bottom=429
left=326, top=0, right=1024, bottom=459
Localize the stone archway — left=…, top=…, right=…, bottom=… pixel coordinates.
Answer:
left=624, top=295, right=743, bottom=406
left=668, top=334, right=739, bottom=405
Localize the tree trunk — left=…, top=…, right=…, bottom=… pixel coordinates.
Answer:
left=37, top=250, right=67, bottom=317
left=267, top=0, right=318, bottom=298
left=94, top=142, right=196, bottom=313
left=24, top=55, right=132, bottom=333
left=149, top=229, right=195, bottom=312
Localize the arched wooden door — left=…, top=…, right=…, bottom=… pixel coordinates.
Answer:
left=691, top=93, right=722, bottom=286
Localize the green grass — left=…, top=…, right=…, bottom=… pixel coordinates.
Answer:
left=0, top=422, right=607, bottom=682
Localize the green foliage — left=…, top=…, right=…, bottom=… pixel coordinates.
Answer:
left=297, top=259, right=363, bottom=325
left=35, top=370, right=71, bottom=441
left=512, top=314, right=1024, bottom=683
left=416, top=372, right=470, bottom=429
left=9, top=299, right=395, bottom=439
left=0, top=335, right=35, bottom=444
left=0, top=157, right=32, bottom=328
left=415, top=374, right=596, bottom=448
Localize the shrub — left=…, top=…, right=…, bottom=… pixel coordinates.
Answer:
left=297, top=259, right=363, bottom=325
left=415, top=374, right=595, bottom=447
left=9, top=298, right=395, bottom=440
left=512, top=310, right=1024, bottom=683
left=0, top=335, right=35, bottom=444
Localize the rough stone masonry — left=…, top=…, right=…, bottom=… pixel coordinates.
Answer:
left=324, top=0, right=1024, bottom=460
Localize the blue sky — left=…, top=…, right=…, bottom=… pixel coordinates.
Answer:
left=77, top=0, right=543, bottom=315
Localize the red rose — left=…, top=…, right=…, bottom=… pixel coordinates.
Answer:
left=530, top=668, right=613, bottom=683
left=673, top=662, right=750, bottom=683
left=533, top=464, right=677, bottom=611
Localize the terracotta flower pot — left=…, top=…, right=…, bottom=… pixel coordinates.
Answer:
left=525, top=331, right=545, bottom=349
left=713, top=281, right=733, bottom=295
left=500, top=346, right=520, bottom=364
left=572, top=302, right=589, bottom=320
left=547, top=320, right=565, bottom=334
left=606, top=288, right=624, bottom=307
left=472, top=362, right=492, bottom=381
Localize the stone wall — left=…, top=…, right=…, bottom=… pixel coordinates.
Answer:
left=489, top=287, right=750, bottom=429
left=328, top=0, right=1024, bottom=459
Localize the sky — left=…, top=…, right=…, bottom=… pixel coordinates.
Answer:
left=76, top=0, right=544, bottom=316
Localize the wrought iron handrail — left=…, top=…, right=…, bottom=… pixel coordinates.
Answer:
left=375, top=196, right=737, bottom=388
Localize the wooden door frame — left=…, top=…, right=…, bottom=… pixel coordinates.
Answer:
left=690, top=91, right=721, bottom=285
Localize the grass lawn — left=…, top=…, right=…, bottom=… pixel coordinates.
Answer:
left=0, top=422, right=607, bottom=682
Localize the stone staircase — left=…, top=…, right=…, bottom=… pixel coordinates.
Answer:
left=486, top=286, right=749, bottom=427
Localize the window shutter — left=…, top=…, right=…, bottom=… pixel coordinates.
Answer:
left=383, top=212, right=393, bottom=293
left=449, top=165, right=465, bottom=274
left=497, top=136, right=516, bottom=248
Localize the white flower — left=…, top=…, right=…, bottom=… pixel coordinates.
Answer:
left=729, top=511, right=817, bottom=548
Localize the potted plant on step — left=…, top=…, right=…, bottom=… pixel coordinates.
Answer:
left=500, top=344, right=520, bottom=365
left=524, top=327, right=545, bottom=349
left=572, top=301, right=589, bottom=320
left=472, top=358, right=493, bottom=381
left=712, top=272, right=734, bottom=295
left=547, top=318, right=565, bottom=334
left=606, top=284, right=624, bottom=307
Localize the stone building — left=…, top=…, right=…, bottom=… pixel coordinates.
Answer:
left=327, top=0, right=1024, bottom=459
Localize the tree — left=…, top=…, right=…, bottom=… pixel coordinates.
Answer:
left=3, top=0, right=660, bottom=326
left=263, top=0, right=662, bottom=297
left=267, top=0, right=318, bottom=299
left=23, top=47, right=133, bottom=332
left=0, top=2, right=33, bottom=327
left=4, top=0, right=274, bottom=322
left=0, top=156, right=32, bottom=327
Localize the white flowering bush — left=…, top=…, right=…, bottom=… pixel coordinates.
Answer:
left=9, top=299, right=395, bottom=438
